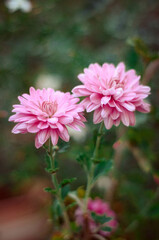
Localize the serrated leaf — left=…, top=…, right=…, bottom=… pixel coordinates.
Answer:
left=101, top=226, right=112, bottom=232
left=60, top=177, right=77, bottom=187
left=91, top=212, right=112, bottom=224
left=93, top=160, right=113, bottom=182
left=44, top=187, right=57, bottom=194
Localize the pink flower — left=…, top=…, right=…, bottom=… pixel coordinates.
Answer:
left=75, top=198, right=118, bottom=237
left=72, top=62, right=151, bottom=129
left=9, top=87, right=86, bottom=148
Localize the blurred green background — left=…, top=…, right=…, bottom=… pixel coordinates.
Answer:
left=0, top=0, right=159, bottom=239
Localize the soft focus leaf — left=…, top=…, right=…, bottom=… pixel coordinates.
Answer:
left=60, top=177, right=77, bottom=187
left=61, top=185, right=70, bottom=199
left=44, top=187, right=57, bottom=194
left=101, top=226, right=112, bottom=232
left=93, top=160, right=113, bottom=182
left=45, top=167, right=59, bottom=174
left=91, top=212, right=112, bottom=224
left=66, top=202, right=77, bottom=210
left=76, top=152, right=91, bottom=170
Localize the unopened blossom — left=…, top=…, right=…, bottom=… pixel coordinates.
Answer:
left=72, top=62, right=151, bottom=129
left=6, top=0, right=32, bottom=13
left=75, top=198, right=118, bottom=237
left=9, top=87, right=86, bottom=148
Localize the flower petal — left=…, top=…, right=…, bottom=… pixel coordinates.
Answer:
left=58, top=127, right=70, bottom=142
left=104, top=117, right=113, bottom=129
left=37, top=129, right=50, bottom=146
left=51, top=130, right=59, bottom=145
left=93, top=108, right=103, bottom=124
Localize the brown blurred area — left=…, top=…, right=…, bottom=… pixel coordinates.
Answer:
left=0, top=179, right=52, bottom=240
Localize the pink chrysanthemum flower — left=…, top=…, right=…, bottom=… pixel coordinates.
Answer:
left=75, top=198, right=118, bottom=237
left=9, top=87, right=86, bottom=148
left=72, top=62, right=151, bottom=129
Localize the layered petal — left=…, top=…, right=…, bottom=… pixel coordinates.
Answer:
left=72, top=62, right=151, bottom=129
left=9, top=87, right=86, bottom=148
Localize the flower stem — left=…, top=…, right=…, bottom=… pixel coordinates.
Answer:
left=48, top=139, right=71, bottom=236
left=84, top=121, right=104, bottom=212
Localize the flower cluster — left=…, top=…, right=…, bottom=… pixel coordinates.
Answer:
left=75, top=198, right=118, bottom=237
left=72, top=62, right=151, bottom=129
left=9, top=62, right=151, bottom=238
left=9, top=62, right=151, bottom=148
left=9, top=87, right=86, bottom=148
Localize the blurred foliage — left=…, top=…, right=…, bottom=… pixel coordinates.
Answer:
left=0, top=0, right=159, bottom=239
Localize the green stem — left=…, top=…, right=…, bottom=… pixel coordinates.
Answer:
left=84, top=121, right=104, bottom=212
left=48, top=139, right=71, bottom=236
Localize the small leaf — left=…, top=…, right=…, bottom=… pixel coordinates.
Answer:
left=93, top=157, right=106, bottom=164
left=66, top=202, right=77, bottom=210
left=54, top=200, right=62, bottom=217
left=45, top=167, right=59, bottom=174
left=61, top=185, right=70, bottom=199
left=76, top=153, right=91, bottom=170
left=60, top=177, right=77, bottom=187
left=44, top=187, right=57, bottom=194
left=91, top=212, right=112, bottom=224
left=93, top=160, right=113, bottom=182
left=101, top=226, right=112, bottom=232
left=51, top=199, right=62, bottom=220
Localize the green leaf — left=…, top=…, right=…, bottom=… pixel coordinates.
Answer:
left=91, top=212, right=112, bottom=224
left=93, top=160, right=113, bottom=182
left=45, top=167, right=59, bottom=174
left=53, top=199, right=62, bottom=217
left=60, top=177, right=77, bottom=187
left=92, top=157, right=106, bottom=164
left=101, top=226, right=112, bottom=232
left=66, top=202, right=77, bottom=210
left=76, top=153, right=91, bottom=170
left=44, top=187, right=57, bottom=194
left=61, top=185, right=70, bottom=199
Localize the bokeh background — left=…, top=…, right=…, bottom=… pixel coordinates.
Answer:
left=0, top=0, right=159, bottom=239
